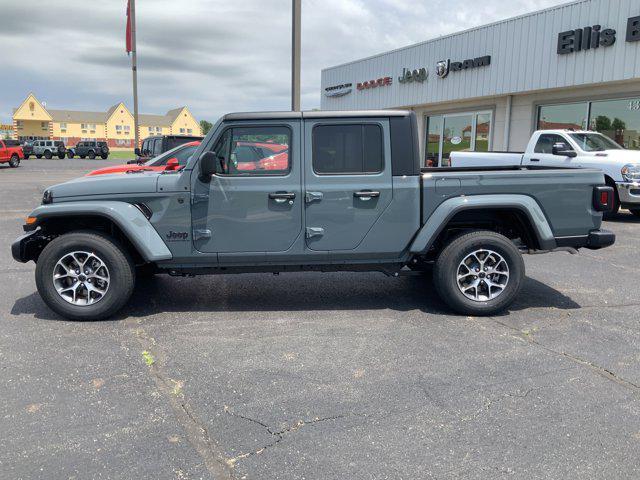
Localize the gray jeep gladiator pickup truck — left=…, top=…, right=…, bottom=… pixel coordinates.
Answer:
left=12, top=110, right=615, bottom=320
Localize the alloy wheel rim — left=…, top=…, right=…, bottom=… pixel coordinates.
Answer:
left=456, top=249, right=509, bottom=302
left=52, top=251, right=110, bottom=306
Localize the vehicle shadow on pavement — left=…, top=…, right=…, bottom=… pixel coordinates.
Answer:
left=11, top=273, right=580, bottom=322
left=606, top=211, right=640, bottom=223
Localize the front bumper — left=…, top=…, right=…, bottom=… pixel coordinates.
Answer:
left=555, top=229, right=616, bottom=250
left=616, top=181, right=640, bottom=205
left=11, top=230, right=42, bottom=263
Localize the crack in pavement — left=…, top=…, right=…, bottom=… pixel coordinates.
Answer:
left=126, top=320, right=234, bottom=480
left=491, top=318, right=640, bottom=394
left=223, top=407, right=349, bottom=467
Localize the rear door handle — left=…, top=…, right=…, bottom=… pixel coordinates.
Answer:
left=269, top=192, right=296, bottom=203
left=354, top=190, right=380, bottom=201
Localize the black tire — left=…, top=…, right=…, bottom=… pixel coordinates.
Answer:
left=101, top=154, right=108, bottom=159
left=433, top=230, right=525, bottom=316
left=88, top=150, right=96, bottom=159
left=35, top=232, right=135, bottom=321
left=36, top=154, right=42, bottom=159
left=630, top=209, right=640, bottom=218
left=44, top=150, right=52, bottom=159
left=67, top=152, right=74, bottom=159
left=9, top=154, right=20, bottom=168
left=24, top=154, right=30, bottom=159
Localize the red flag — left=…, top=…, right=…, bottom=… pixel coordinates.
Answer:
left=126, top=0, right=132, bottom=54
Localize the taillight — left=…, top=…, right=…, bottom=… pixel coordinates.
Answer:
left=593, top=186, right=614, bottom=212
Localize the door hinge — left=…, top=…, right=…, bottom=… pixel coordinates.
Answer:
left=193, top=229, right=212, bottom=241
left=306, top=227, right=325, bottom=238
left=192, top=193, right=209, bottom=204
left=305, top=191, right=323, bottom=203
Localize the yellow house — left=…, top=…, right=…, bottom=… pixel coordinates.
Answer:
left=12, top=93, right=201, bottom=149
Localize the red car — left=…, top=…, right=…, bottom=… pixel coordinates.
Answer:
left=86, top=141, right=201, bottom=176
left=0, top=139, right=24, bottom=168
left=235, top=142, right=289, bottom=172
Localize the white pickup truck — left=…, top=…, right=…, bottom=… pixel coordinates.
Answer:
left=450, top=130, right=640, bottom=217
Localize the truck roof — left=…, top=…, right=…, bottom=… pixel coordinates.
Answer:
left=223, top=110, right=413, bottom=121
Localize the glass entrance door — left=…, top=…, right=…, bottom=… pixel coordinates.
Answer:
left=425, top=111, right=493, bottom=166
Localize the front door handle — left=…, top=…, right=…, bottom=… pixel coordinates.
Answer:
left=269, top=191, right=296, bottom=203
left=530, top=158, right=540, bottom=162
left=354, top=190, right=380, bottom=201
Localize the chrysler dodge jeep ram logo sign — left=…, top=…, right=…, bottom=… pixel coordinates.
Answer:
left=357, top=77, right=392, bottom=90
left=398, top=67, right=428, bottom=84
left=557, top=16, right=640, bottom=54
left=435, top=56, right=491, bottom=79
left=324, top=83, right=353, bottom=97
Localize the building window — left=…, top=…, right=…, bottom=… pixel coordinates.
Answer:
left=187, top=128, right=193, bottom=134
left=179, top=128, right=185, bottom=133
left=81, top=123, right=87, bottom=129
left=41, top=122, right=47, bottom=128
left=537, top=97, right=640, bottom=149
left=589, top=98, right=640, bottom=149
left=312, top=124, right=383, bottom=174
left=425, top=111, right=493, bottom=167
left=537, top=103, right=588, bottom=131
left=124, top=125, right=130, bottom=133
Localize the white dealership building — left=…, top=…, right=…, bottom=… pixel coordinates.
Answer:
left=320, top=0, right=640, bottom=166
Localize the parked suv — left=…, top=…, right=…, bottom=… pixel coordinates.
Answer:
left=68, top=141, right=109, bottom=159
left=33, top=140, right=66, bottom=159
left=132, top=135, right=203, bottom=164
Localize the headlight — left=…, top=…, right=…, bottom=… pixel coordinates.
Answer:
left=621, top=164, right=640, bottom=182
left=42, top=190, right=53, bottom=204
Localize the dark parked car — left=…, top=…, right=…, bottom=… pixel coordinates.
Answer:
left=68, top=141, right=109, bottom=159
left=21, top=140, right=35, bottom=159
left=131, top=135, right=203, bottom=164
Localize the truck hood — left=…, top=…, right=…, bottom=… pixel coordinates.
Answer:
left=47, top=171, right=160, bottom=200
left=596, top=150, right=640, bottom=165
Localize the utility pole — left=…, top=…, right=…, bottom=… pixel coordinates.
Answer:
left=291, top=0, right=301, bottom=111
left=130, top=0, right=140, bottom=149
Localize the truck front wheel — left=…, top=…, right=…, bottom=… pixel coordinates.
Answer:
left=9, top=154, right=20, bottom=168
left=35, top=232, right=135, bottom=321
left=433, top=230, right=525, bottom=316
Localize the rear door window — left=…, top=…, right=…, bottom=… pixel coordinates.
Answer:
left=312, top=124, right=384, bottom=174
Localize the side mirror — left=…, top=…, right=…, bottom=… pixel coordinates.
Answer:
left=134, top=148, right=141, bottom=156
left=165, top=158, right=179, bottom=170
left=552, top=142, right=577, bottom=158
left=199, top=151, right=217, bottom=180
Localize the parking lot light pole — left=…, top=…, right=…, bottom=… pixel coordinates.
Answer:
left=130, top=0, right=140, bottom=149
left=291, top=0, right=301, bottom=111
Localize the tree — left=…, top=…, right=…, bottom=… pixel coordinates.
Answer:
left=199, top=120, right=213, bottom=136
left=594, top=115, right=612, bottom=131
left=612, top=118, right=626, bottom=131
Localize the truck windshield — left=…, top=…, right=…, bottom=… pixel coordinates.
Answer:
left=569, top=133, right=622, bottom=151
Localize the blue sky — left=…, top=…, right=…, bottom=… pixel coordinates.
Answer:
left=0, top=0, right=564, bottom=124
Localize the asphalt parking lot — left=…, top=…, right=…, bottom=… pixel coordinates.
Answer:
left=1, top=159, right=639, bottom=479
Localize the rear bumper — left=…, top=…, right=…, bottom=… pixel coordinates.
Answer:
left=555, top=229, right=616, bottom=250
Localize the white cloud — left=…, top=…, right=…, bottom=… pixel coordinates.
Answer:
left=0, top=0, right=566, bottom=124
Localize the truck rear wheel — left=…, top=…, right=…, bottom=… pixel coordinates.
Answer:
left=433, top=230, right=524, bottom=316
left=9, top=154, right=20, bottom=168
left=35, top=232, right=135, bottom=321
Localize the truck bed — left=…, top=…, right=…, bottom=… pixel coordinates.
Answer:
left=421, top=166, right=605, bottom=238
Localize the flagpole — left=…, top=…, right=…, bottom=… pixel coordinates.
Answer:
left=130, top=0, right=140, bottom=150
left=291, top=0, right=301, bottom=111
